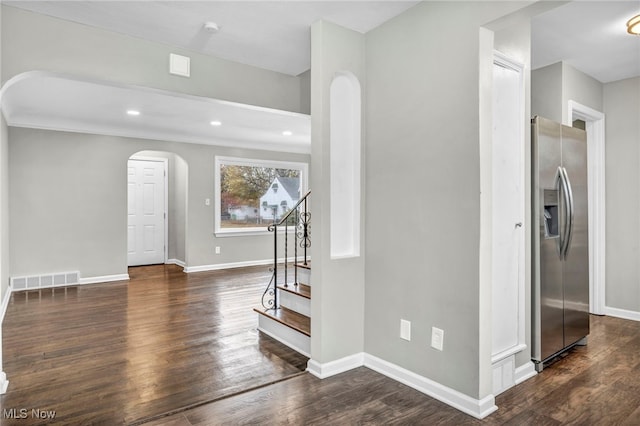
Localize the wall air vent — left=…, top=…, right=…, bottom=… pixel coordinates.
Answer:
left=10, top=271, right=80, bottom=292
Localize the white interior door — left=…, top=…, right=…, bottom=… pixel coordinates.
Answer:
left=128, top=159, right=166, bottom=266
left=491, top=54, right=525, bottom=367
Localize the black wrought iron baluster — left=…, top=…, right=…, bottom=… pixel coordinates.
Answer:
left=271, top=223, right=278, bottom=309
left=284, top=218, right=289, bottom=288
left=294, top=206, right=299, bottom=286
left=264, top=191, right=310, bottom=310
left=304, top=196, right=309, bottom=265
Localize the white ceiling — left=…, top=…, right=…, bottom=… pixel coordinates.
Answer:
left=2, top=1, right=639, bottom=154
left=5, top=0, right=639, bottom=82
left=531, top=0, right=640, bottom=83
left=3, top=0, right=419, bottom=77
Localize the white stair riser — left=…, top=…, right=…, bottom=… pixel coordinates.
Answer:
left=279, top=290, right=310, bottom=317
left=297, top=268, right=311, bottom=286
left=257, top=315, right=310, bottom=357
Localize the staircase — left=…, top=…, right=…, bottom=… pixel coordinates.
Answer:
left=254, top=191, right=311, bottom=357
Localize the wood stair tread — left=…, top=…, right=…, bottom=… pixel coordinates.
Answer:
left=277, top=283, right=311, bottom=299
left=295, top=262, right=311, bottom=270
left=254, top=306, right=310, bottom=337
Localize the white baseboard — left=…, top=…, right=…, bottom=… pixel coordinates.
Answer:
left=306, top=351, right=497, bottom=419
left=514, top=361, right=537, bottom=385
left=0, top=290, right=11, bottom=393
left=167, top=259, right=186, bottom=268
left=0, top=285, right=12, bottom=324
left=78, top=274, right=130, bottom=285
left=364, top=353, right=498, bottom=420
left=307, top=353, right=364, bottom=379
left=184, top=256, right=309, bottom=274
left=604, top=306, right=640, bottom=322
left=184, top=259, right=272, bottom=273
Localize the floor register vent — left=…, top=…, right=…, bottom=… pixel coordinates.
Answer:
left=11, top=271, right=80, bottom=291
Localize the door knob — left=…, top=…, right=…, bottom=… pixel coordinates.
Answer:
left=515, top=222, right=523, bottom=228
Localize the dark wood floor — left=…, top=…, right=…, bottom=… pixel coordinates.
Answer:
left=3, top=265, right=640, bottom=425
left=0, top=264, right=308, bottom=425
left=145, top=315, right=640, bottom=426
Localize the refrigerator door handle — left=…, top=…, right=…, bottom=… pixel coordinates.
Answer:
left=555, top=166, right=568, bottom=260
left=556, top=166, right=570, bottom=260
left=562, top=167, right=575, bottom=259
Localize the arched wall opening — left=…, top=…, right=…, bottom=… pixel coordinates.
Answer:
left=128, top=150, right=188, bottom=268
left=329, top=71, right=362, bottom=259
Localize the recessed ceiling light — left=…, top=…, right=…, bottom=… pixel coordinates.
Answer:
left=282, top=130, right=293, bottom=136
left=210, top=120, right=222, bottom=126
left=127, top=110, right=140, bottom=116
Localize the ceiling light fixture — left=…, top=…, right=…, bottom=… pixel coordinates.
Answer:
left=127, top=110, right=140, bottom=116
left=204, top=22, right=220, bottom=34
left=282, top=131, right=293, bottom=136
left=210, top=120, right=222, bottom=126
left=627, top=14, right=640, bottom=35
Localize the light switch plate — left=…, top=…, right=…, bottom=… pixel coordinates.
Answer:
left=431, top=327, right=444, bottom=351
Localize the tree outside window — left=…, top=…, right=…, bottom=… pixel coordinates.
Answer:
left=215, top=157, right=308, bottom=236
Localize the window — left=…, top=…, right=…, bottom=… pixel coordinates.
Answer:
left=215, top=156, right=308, bottom=236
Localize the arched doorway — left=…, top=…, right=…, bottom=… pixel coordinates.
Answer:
left=127, top=150, right=188, bottom=267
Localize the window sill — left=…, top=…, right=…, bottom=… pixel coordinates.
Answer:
left=215, top=228, right=269, bottom=238
left=214, top=227, right=295, bottom=238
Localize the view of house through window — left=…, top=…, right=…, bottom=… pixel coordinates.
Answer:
left=215, top=157, right=308, bottom=235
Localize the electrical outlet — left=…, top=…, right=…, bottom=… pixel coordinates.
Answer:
left=431, top=327, right=444, bottom=351
left=400, top=319, right=411, bottom=341
left=215, top=246, right=221, bottom=254
left=205, top=198, right=211, bottom=206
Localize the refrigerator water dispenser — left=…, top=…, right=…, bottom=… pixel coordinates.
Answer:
left=543, top=189, right=559, bottom=238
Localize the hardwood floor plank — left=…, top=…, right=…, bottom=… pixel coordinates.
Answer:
left=165, top=315, right=640, bottom=426
left=0, top=264, right=308, bottom=425
left=3, top=271, right=639, bottom=426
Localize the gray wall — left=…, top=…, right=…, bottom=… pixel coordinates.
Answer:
left=532, top=61, right=603, bottom=123
left=309, top=20, right=366, bottom=363
left=364, top=1, right=532, bottom=400
left=2, top=4, right=311, bottom=280
left=562, top=63, right=603, bottom=123
left=531, top=62, right=563, bottom=122
left=298, top=70, right=311, bottom=116
left=9, top=128, right=309, bottom=279
left=171, top=155, right=188, bottom=263
left=604, top=77, right=640, bottom=311
left=1, top=5, right=308, bottom=114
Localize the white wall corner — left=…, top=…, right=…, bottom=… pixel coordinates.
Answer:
left=363, top=353, right=498, bottom=419
left=306, top=352, right=365, bottom=379
left=166, top=259, right=186, bottom=268
left=514, top=361, right=537, bottom=385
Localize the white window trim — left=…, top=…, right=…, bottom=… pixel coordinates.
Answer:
left=214, top=156, right=309, bottom=237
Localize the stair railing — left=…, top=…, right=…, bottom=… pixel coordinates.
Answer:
left=261, top=190, right=311, bottom=310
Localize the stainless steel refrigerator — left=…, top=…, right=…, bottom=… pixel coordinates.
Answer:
left=532, top=116, right=589, bottom=372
